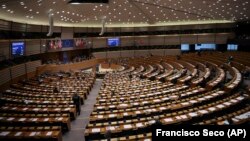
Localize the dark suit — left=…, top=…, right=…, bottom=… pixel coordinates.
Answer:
left=73, top=94, right=81, bottom=115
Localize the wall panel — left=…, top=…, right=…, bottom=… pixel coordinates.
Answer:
left=11, top=22, right=26, bottom=32
left=135, top=27, right=148, bottom=32
left=0, top=68, right=11, bottom=85
left=40, top=39, right=47, bottom=53
left=150, top=36, right=164, bottom=45
left=0, top=19, right=11, bottom=30
left=181, top=34, right=197, bottom=44
left=135, top=36, right=149, bottom=46
left=41, top=26, right=48, bottom=32
left=53, top=26, right=62, bottom=33
left=61, top=27, right=73, bottom=39
left=26, top=60, right=42, bottom=73
left=198, top=34, right=215, bottom=43
left=165, top=25, right=180, bottom=31
left=93, top=37, right=107, bottom=48
left=26, top=40, right=41, bottom=55
left=120, top=27, right=134, bottom=32
left=11, top=64, right=25, bottom=78
left=107, top=27, right=121, bottom=33
left=0, top=40, right=10, bottom=60
left=165, top=35, right=180, bottom=45
left=215, top=33, right=229, bottom=44
left=74, top=27, right=88, bottom=33
left=121, top=37, right=134, bottom=47
left=26, top=25, right=41, bottom=32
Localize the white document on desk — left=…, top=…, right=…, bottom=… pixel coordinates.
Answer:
left=223, top=102, right=231, bottom=106
left=216, top=104, right=225, bottom=109
left=180, top=115, right=188, bottom=119
left=190, top=100, right=197, bottom=104
left=208, top=107, right=216, bottom=111
left=7, top=117, right=14, bottom=121
left=164, top=118, right=173, bottom=122
left=189, top=112, right=198, bottom=117
left=65, top=108, right=70, bottom=111
left=0, top=131, right=9, bottom=136
left=135, top=111, right=141, bottom=114
left=92, top=128, right=100, bottom=133
left=55, top=108, right=60, bottom=111
left=15, top=132, right=22, bottom=136
left=124, top=124, right=132, bottom=129
left=19, top=118, right=26, bottom=121
left=29, top=132, right=36, bottom=136
left=199, top=110, right=208, bottom=114
left=33, top=108, right=39, bottom=111
left=136, top=123, right=143, bottom=127
left=108, top=114, right=116, bottom=118
left=106, top=126, right=115, bottom=131
left=159, top=107, right=166, bottom=110
left=46, top=131, right=52, bottom=136
left=181, top=102, right=189, bottom=106
left=97, top=115, right=103, bottom=119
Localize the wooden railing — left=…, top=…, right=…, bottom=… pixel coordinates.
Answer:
left=36, top=59, right=101, bottom=74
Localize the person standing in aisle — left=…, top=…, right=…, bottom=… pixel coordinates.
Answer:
left=72, top=93, right=81, bottom=115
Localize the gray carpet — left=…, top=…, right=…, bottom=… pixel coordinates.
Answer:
left=63, top=79, right=103, bottom=141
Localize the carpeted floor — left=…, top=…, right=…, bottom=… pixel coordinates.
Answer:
left=63, top=79, right=103, bottom=141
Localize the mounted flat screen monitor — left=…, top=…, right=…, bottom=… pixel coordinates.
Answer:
left=195, top=43, right=216, bottom=50
left=227, top=44, right=238, bottom=51
left=12, top=41, right=25, bottom=57
left=107, top=37, right=120, bottom=47
left=181, top=44, right=190, bottom=51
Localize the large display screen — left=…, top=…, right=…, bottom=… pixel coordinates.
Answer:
left=195, top=43, right=216, bottom=50
left=12, top=41, right=25, bottom=57
left=181, top=44, right=190, bottom=51
left=107, top=38, right=120, bottom=47
left=227, top=44, right=238, bottom=51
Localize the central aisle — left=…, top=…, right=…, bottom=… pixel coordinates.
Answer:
left=63, top=79, right=103, bottom=141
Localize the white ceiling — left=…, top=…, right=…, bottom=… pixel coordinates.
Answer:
left=0, top=0, right=248, bottom=27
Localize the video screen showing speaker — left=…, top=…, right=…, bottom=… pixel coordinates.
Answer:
left=11, top=41, right=25, bottom=57
left=195, top=43, right=216, bottom=51
left=107, top=37, right=120, bottom=47
left=181, top=44, right=190, bottom=51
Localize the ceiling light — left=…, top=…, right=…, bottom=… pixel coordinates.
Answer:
left=68, top=0, right=109, bottom=4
